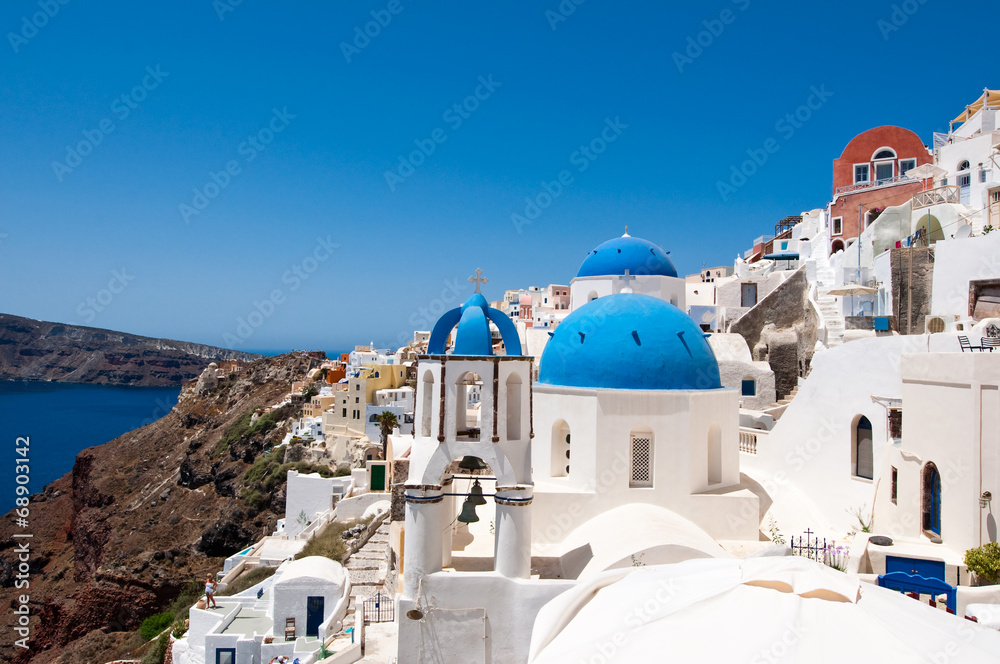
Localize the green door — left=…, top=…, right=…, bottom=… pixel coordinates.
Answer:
left=371, top=464, right=386, bottom=491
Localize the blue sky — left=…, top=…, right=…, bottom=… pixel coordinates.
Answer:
left=0, top=0, right=994, bottom=353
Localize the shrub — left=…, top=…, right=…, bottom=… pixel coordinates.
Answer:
left=141, top=632, right=171, bottom=664
left=335, top=466, right=352, bottom=477
left=139, top=612, right=174, bottom=641
left=167, top=581, right=203, bottom=616
left=243, top=489, right=267, bottom=510
left=965, top=542, right=1000, bottom=584
left=296, top=521, right=350, bottom=562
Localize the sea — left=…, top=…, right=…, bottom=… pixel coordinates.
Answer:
left=0, top=381, right=181, bottom=512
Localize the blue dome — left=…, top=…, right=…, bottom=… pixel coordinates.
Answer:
left=538, top=294, right=721, bottom=390
left=576, top=235, right=678, bottom=279
left=427, top=293, right=523, bottom=356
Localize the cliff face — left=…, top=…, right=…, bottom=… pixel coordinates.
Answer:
left=0, top=352, right=323, bottom=664
left=0, top=313, right=260, bottom=386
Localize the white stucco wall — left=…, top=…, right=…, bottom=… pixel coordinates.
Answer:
left=271, top=557, right=349, bottom=641
left=872, top=352, right=1000, bottom=559
left=396, top=573, right=574, bottom=664
left=284, top=470, right=336, bottom=538
left=931, top=231, right=1000, bottom=318
left=530, top=385, right=758, bottom=543
left=569, top=274, right=686, bottom=312
left=740, top=335, right=928, bottom=539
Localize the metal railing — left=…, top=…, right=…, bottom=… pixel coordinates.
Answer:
left=835, top=174, right=915, bottom=196
left=912, top=185, right=961, bottom=209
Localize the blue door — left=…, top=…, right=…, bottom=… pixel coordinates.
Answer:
left=306, top=596, right=324, bottom=637
left=216, top=648, right=235, bottom=664
left=886, top=555, right=945, bottom=581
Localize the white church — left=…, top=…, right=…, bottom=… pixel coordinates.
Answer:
left=394, top=233, right=763, bottom=664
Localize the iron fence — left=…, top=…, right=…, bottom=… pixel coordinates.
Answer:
left=363, top=591, right=395, bottom=623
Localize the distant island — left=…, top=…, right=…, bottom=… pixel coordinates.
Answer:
left=0, top=313, right=260, bottom=386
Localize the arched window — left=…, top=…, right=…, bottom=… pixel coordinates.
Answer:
left=551, top=420, right=570, bottom=478
left=707, top=423, right=722, bottom=485
left=505, top=373, right=522, bottom=440
left=421, top=370, right=434, bottom=438
left=872, top=148, right=897, bottom=160
left=588, top=291, right=599, bottom=303
left=853, top=416, right=873, bottom=479
left=958, top=160, right=971, bottom=172
left=922, top=462, right=941, bottom=536
left=629, top=427, right=653, bottom=488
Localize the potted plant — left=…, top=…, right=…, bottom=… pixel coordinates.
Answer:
left=964, top=542, right=1000, bottom=585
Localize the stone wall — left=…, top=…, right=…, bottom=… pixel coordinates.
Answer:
left=390, top=459, right=410, bottom=522
left=730, top=268, right=819, bottom=400
left=890, top=246, right=935, bottom=334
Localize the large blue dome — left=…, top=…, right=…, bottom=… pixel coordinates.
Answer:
left=538, top=294, right=721, bottom=390
left=576, top=234, right=678, bottom=279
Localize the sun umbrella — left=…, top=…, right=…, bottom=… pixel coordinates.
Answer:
left=904, top=163, right=948, bottom=190
left=827, top=283, right=878, bottom=317
left=529, top=557, right=1000, bottom=664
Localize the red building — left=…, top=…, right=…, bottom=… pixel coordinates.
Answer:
left=829, top=126, right=932, bottom=253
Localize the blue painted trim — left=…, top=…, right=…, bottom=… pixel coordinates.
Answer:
left=486, top=307, right=523, bottom=356
left=877, top=571, right=956, bottom=613
left=428, top=307, right=463, bottom=354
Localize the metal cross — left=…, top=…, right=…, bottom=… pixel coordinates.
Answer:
left=620, top=268, right=635, bottom=287
left=469, top=268, right=488, bottom=293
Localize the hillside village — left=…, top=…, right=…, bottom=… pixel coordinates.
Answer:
left=168, top=89, right=1000, bottom=664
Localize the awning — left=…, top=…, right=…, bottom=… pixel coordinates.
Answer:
left=762, top=252, right=799, bottom=260
left=952, top=89, right=1000, bottom=125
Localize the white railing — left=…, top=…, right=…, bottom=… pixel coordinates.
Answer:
left=739, top=431, right=757, bottom=455
left=835, top=174, right=915, bottom=196
left=913, top=185, right=961, bottom=209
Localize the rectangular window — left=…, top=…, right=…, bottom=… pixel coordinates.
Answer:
left=342, top=408, right=347, bottom=417
left=741, top=379, right=756, bottom=396
left=833, top=217, right=843, bottom=235
left=854, top=164, right=870, bottom=183
left=875, top=162, right=894, bottom=181
left=982, top=169, right=990, bottom=183
left=958, top=173, right=972, bottom=187
left=629, top=434, right=653, bottom=488
left=900, top=158, right=917, bottom=176
left=891, top=467, right=898, bottom=504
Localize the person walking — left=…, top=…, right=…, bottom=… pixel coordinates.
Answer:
left=205, top=574, right=218, bottom=609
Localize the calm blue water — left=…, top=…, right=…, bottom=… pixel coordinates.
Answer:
left=0, top=381, right=181, bottom=511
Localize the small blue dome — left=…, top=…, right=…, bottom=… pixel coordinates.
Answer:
left=538, top=293, right=720, bottom=390
left=576, top=235, right=678, bottom=279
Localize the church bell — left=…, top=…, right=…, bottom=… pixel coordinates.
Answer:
left=469, top=479, right=488, bottom=506
left=457, top=498, right=480, bottom=523
left=458, top=455, right=488, bottom=472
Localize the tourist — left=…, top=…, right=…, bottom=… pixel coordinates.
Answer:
left=204, top=574, right=218, bottom=609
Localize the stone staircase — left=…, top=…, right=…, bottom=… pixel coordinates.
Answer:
left=774, top=384, right=800, bottom=406
left=345, top=521, right=390, bottom=590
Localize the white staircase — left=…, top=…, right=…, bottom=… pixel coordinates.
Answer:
left=809, top=232, right=846, bottom=348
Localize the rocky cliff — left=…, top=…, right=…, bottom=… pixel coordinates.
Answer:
left=0, top=352, right=326, bottom=664
left=0, top=313, right=260, bottom=386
